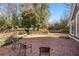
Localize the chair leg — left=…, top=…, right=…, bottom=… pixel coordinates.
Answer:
left=49, top=53, right=50, bottom=56
left=24, top=49, right=26, bottom=56
left=12, top=44, right=15, bottom=50
left=39, top=53, right=41, bottom=56
left=18, top=44, right=22, bottom=55
left=30, top=45, right=32, bottom=53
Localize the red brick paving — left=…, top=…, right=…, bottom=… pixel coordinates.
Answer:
left=0, top=37, right=79, bottom=56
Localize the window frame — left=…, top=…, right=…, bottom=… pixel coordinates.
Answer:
left=76, top=10, right=79, bottom=37
left=70, top=20, right=75, bottom=36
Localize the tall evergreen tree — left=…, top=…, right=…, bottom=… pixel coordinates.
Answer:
left=40, top=3, right=49, bottom=29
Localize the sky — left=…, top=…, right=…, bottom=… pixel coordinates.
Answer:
left=48, top=3, right=70, bottom=23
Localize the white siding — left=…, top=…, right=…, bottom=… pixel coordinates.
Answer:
left=70, top=20, right=76, bottom=36
left=76, top=10, right=79, bottom=37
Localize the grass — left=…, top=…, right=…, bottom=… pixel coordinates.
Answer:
left=17, top=31, right=27, bottom=38
left=31, top=31, right=48, bottom=35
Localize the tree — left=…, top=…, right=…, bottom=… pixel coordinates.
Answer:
left=59, top=18, right=69, bottom=33
left=21, top=10, right=39, bottom=34
left=0, top=3, right=49, bottom=33
left=19, top=3, right=33, bottom=12
left=33, top=3, right=41, bottom=30
left=7, top=3, right=19, bottom=29
left=0, top=4, right=13, bottom=31
left=64, top=3, right=72, bottom=18
left=0, top=17, right=5, bottom=28
left=48, top=24, right=54, bottom=30
left=33, top=3, right=49, bottom=30
left=54, top=22, right=60, bottom=30
left=40, top=3, right=49, bottom=29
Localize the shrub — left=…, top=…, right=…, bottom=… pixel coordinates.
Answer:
left=0, top=39, right=5, bottom=47
left=19, top=31, right=27, bottom=35
left=1, top=37, right=22, bottom=47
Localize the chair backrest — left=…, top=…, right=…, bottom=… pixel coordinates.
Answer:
left=39, top=47, right=50, bottom=56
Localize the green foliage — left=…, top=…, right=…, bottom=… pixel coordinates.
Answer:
left=48, top=17, right=69, bottom=33
left=0, top=18, right=5, bottom=28
left=59, top=18, right=69, bottom=33
left=0, top=3, right=49, bottom=33
left=48, top=24, right=54, bottom=30
left=50, top=18, right=69, bottom=33
left=0, top=39, right=5, bottom=47
left=53, top=22, right=60, bottom=30
left=40, top=3, right=49, bottom=29
left=1, top=37, right=21, bottom=47
left=21, top=10, right=39, bottom=30
left=0, top=17, right=12, bottom=31
left=5, top=17, right=12, bottom=29
left=19, top=31, right=27, bottom=35
left=33, top=3, right=49, bottom=30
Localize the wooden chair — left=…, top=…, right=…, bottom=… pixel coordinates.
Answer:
left=12, top=42, right=32, bottom=56
left=39, top=47, right=50, bottom=56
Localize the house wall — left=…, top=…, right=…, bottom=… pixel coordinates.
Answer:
left=76, top=4, right=79, bottom=37
left=70, top=4, right=79, bottom=39
left=70, top=4, right=77, bottom=36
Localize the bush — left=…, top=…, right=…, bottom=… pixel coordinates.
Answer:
left=1, top=37, right=22, bottom=47
left=0, top=39, right=5, bottom=47
left=59, top=36, right=70, bottom=39
left=41, top=29, right=49, bottom=34
left=19, top=31, right=27, bottom=35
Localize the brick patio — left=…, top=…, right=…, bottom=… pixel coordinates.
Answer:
left=0, top=37, right=79, bottom=56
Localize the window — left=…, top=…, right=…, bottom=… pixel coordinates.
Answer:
left=77, top=4, right=79, bottom=7
left=76, top=11, right=79, bottom=37
left=71, top=20, right=75, bottom=35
